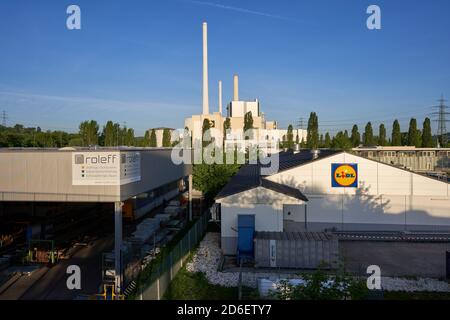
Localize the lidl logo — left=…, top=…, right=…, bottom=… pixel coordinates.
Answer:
left=332, top=163, right=358, bottom=188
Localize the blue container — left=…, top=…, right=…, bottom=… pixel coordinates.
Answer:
left=237, top=215, right=255, bottom=263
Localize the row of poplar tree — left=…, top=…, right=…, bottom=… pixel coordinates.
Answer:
left=79, top=120, right=173, bottom=147
left=282, top=112, right=441, bottom=150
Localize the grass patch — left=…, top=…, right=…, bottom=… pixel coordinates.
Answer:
left=164, top=267, right=238, bottom=300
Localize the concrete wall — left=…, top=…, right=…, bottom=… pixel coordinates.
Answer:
left=340, top=241, right=450, bottom=278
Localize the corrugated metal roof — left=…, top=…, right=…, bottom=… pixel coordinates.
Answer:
left=215, top=163, right=308, bottom=201
left=215, top=149, right=339, bottom=200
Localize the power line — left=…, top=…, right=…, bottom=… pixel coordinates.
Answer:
left=1, top=110, right=7, bottom=126
left=296, top=117, right=305, bottom=130
left=431, top=94, right=450, bottom=147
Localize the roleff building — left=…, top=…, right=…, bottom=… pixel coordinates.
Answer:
left=215, top=150, right=450, bottom=256
left=0, top=147, right=192, bottom=293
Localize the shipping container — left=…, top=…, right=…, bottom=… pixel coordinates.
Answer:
left=254, top=231, right=339, bottom=269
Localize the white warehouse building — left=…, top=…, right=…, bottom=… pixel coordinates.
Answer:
left=215, top=150, right=450, bottom=255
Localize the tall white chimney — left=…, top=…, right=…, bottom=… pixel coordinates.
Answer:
left=233, top=74, right=239, bottom=101
left=218, top=80, right=222, bottom=115
left=202, top=22, right=209, bottom=115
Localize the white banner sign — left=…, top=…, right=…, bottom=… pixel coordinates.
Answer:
left=72, top=152, right=141, bottom=186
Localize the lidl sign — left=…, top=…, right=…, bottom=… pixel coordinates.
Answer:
left=332, top=163, right=358, bottom=188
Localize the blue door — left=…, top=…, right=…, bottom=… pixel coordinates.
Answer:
left=237, top=215, right=255, bottom=263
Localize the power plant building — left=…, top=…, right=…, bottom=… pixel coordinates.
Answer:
left=184, top=22, right=306, bottom=152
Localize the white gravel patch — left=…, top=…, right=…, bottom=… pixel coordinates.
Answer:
left=186, top=232, right=239, bottom=287
left=187, top=232, right=450, bottom=292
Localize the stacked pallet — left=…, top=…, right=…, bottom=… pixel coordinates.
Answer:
left=131, top=218, right=160, bottom=243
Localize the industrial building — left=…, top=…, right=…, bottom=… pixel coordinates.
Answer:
left=0, top=147, right=192, bottom=295
left=352, top=146, right=450, bottom=173
left=184, top=22, right=306, bottom=152
left=215, top=150, right=450, bottom=256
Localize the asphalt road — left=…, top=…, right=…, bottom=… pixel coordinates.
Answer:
left=18, top=235, right=113, bottom=300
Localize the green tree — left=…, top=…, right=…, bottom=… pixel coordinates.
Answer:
left=407, top=118, right=421, bottom=147
left=79, top=120, right=99, bottom=146
left=243, top=111, right=254, bottom=140
left=223, top=117, right=231, bottom=133
left=162, top=128, right=172, bottom=147
left=149, top=129, right=157, bottom=147
left=324, top=132, right=331, bottom=148
left=392, top=120, right=401, bottom=146
left=103, top=121, right=115, bottom=146
left=421, top=117, right=433, bottom=147
left=350, top=125, right=360, bottom=147
left=332, top=131, right=352, bottom=150
left=363, top=122, right=374, bottom=146
left=124, top=128, right=135, bottom=146
left=223, top=117, right=231, bottom=148
left=201, top=119, right=212, bottom=148
left=306, top=112, right=319, bottom=149
left=378, top=123, right=387, bottom=146
left=286, top=124, right=294, bottom=150
left=143, top=130, right=151, bottom=147
left=193, top=162, right=241, bottom=199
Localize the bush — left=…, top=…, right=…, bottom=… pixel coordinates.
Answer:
left=270, top=267, right=368, bottom=300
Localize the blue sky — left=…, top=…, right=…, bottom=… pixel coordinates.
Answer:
left=0, top=0, right=449, bottom=136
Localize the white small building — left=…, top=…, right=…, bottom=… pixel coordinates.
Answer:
left=215, top=150, right=450, bottom=255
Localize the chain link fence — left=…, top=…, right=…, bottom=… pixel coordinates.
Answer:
left=131, top=211, right=210, bottom=300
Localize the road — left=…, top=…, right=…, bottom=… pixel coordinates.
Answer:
left=0, top=235, right=113, bottom=300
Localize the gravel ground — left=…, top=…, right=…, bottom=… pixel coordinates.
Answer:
left=187, top=233, right=450, bottom=292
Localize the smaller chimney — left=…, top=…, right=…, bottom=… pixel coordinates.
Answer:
left=218, top=80, right=222, bottom=115
left=233, top=75, right=239, bottom=101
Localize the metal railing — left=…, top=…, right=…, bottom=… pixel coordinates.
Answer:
left=130, top=211, right=210, bottom=300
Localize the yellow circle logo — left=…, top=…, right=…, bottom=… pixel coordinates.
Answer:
left=333, top=164, right=357, bottom=187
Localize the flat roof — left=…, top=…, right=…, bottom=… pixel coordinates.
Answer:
left=0, top=147, right=183, bottom=153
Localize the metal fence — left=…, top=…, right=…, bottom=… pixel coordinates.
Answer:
left=133, top=212, right=210, bottom=300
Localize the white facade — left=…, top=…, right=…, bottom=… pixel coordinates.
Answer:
left=217, top=186, right=305, bottom=255
left=217, top=152, right=450, bottom=255
left=228, top=100, right=259, bottom=118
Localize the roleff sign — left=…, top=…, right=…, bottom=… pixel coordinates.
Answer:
left=72, top=152, right=141, bottom=185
